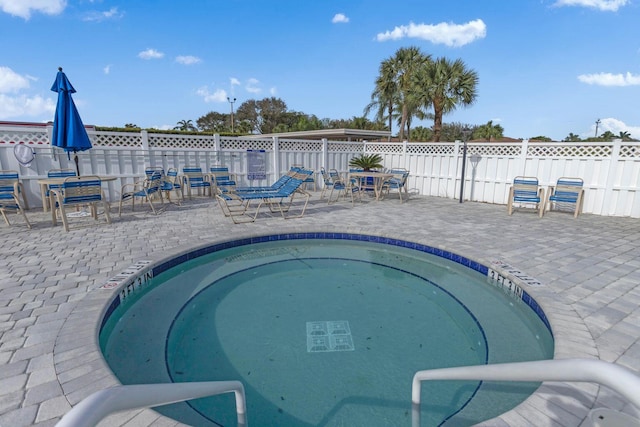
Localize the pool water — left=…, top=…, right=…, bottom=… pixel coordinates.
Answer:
left=100, top=238, right=554, bottom=426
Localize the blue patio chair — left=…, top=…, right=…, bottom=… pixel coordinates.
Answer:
left=161, top=167, right=183, bottom=205
left=382, top=169, right=410, bottom=203
left=327, top=169, right=361, bottom=206
left=544, top=177, right=584, bottom=218
left=507, top=176, right=545, bottom=217
left=0, top=170, right=31, bottom=228
left=209, top=166, right=237, bottom=194
left=119, top=170, right=164, bottom=216
left=182, top=167, right=211, bottom=199
left=0, top=170, right=29, bottom=210
left=319, top=167, right=334, bottom=199
left=43, top=168, right=77, bottom=212
left=50, top=176, right=111, bottom=232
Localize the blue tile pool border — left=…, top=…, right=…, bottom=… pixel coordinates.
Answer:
left=99, top=232, right=551, bottom=335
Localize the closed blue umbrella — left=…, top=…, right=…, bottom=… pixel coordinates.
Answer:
left=51, top=67, right=92, bottom=176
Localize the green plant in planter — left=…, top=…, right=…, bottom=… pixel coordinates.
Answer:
left=349, top=153, right=383, bottom=171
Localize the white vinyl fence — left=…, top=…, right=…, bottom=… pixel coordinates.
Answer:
left=1, top=123, right=639, bottom=217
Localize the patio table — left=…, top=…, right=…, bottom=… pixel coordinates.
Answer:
left=348, top=171, right=394, bottom=201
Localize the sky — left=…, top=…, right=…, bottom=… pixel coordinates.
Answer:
left=0, top=0, right=639, bottom=141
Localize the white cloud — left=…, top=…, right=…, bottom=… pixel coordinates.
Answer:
left=175, top=55, right=202, bottom=65
left=553, top=0, right=628, bottom=11
left=83, top=6, right=123, bottom=22
left=0, top=66, right=30, bottom=93
left=269, top=87, right=277, bottom=96
left=138, top=48, right=164, bottom=60
left=230, top=77, right=240, bottom=86
left=196, top=85, right=227, bottom=103
left=332, top=13, right=349, bottom=24
left=0, top=94, right=56, bottom=118
left=103, top=65, right=111, bottom=74
left=577, top=72, right=640, bottom=86
left=376, top=19, right=486, bottom=47
left=0, top=0, right=66, bottom=20
left=588, top=118, right=640, bottom=139
left=246, top=78, right=261, bottom=94
left=0, top=66, right=55, bottom=118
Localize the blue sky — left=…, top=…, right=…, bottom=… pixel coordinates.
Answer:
left=1, top=0, right=638, bottom=140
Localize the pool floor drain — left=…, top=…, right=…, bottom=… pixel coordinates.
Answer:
left=306, top=321, right=354, bottom=352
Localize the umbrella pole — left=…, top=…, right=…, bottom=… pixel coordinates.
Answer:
left=74, top=153, right=80, bottom=176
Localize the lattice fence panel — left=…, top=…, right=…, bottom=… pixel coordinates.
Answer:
left=91, top=132, right=141, bottom=147
left=367, top=143, right=403, bottom=154
left=619, top=145, right=640, bottom=158
left=279, top=139, right=324, bottom=152
left=221, top=138, right=272, bottom=150
left=468, top=144, right=521, bottom=157
left=527, top=144, right=611, bottom=158
left=407, top=144, right=455, bottom=155
left=329, top=142, right=363, bottom=152
left=0, top=129, right=50, bottom=145
left=149, top=134, right=215, bottom=149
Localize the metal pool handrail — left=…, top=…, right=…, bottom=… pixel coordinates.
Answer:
left=412, top=358, right=640, bottom=427
left=55, top=380, right=246, bottom=427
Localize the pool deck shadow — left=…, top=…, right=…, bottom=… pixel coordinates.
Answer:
left=1, top=193, right=639, bottom=426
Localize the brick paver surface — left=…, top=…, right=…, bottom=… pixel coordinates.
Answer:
left=1, top=193, right=639, bottom=426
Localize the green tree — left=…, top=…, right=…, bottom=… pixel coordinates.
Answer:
left=530, top=135, right=553, bottom=142
left=364, top=59, right=400, bottom=141
left=236, top=97, right=289, bottom=134
left=197, top=111, right=228, bottom=132
left=563, top=133, right=582, bottom=142
left=414, top=57, right=479, bottom=142
left=124, top=123, right=138, bottom=129
left=174, top=119, right=197, bottom=131
left=618, top=131, right=631, bottom=140
left=600, top=130, right=615, bottom=141
left=366, top=47, right=431, bottom=141
left=472, top=120, right=504, bottom=140
left=410, top=126, right=433, bottom=142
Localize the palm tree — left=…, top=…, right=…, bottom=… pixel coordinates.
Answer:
left=414, top=57, right=478, bottom=142
left=366, top=47, right=431, bottom=141
left=174, top=119, right=197, bottom=131
left=618, top=131, right=631, bottom=141
left=364, top=59, right=399, bottom=141
left=600, top=130, right=615, bottom=141
left=393, top=47, right=431, bottom=141
left=563, top=133, right=582, bottom=142
left=473, top=120, right=504, bottom=140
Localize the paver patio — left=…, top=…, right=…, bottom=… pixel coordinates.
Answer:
left=1, top=192, right=639, bottom=426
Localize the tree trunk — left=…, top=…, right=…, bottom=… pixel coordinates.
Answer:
left=432, top=100, right=443, bottom=142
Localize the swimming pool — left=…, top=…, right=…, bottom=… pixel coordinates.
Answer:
left=99, top=233, right=554, bottom=426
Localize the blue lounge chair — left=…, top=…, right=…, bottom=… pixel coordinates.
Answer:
left=544, top=177, right=584, bottom=218
left=507, top=176, right=545, bottom=217
left=231, top=167, right=301, bottom=194
left=216, top=169, right=313, bottom=223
